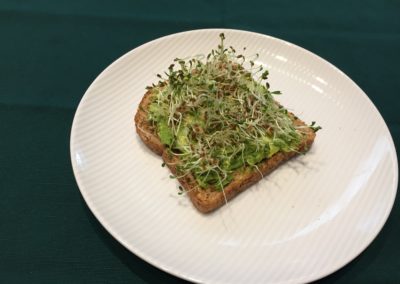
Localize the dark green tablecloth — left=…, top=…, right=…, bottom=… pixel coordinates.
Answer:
left=1, top=1, right=399, bottom=283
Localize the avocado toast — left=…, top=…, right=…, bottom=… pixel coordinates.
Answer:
left=135, top=34, right=318, bottom=213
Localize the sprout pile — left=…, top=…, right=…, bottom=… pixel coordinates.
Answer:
left=147, top=33, right=316, bottom=191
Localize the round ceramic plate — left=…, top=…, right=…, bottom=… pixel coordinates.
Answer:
left=70, top=29, right=398, bottom=284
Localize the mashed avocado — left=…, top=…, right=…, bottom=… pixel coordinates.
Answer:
left=147, top=34, right=304, bottom=191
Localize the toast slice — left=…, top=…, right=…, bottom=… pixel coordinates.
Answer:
left=134, top=33, right=317, bottom=213
left=135, top=89, right=316, bottom=213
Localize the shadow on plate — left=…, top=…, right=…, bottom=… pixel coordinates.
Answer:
left=82, top=202, right=189, bottom=284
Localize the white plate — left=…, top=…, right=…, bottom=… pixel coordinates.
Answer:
left=70, top=29, right=398, bottom=284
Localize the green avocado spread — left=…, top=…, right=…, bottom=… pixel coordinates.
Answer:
left=146, top=34, right=316, bottom=191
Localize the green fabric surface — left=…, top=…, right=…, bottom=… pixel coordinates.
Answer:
left=1, top=0, right=399, bottom=283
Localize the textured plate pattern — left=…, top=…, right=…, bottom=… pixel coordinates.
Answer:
left=70, top=29, right=398, bottom=284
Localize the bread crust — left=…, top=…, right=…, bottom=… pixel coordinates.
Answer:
left=135, top=89, right=316, bottom=213
left=134, top=90, right=165, bottom=155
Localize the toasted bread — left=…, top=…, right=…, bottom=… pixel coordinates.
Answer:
left=135, top=89, right=316, bottom=213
